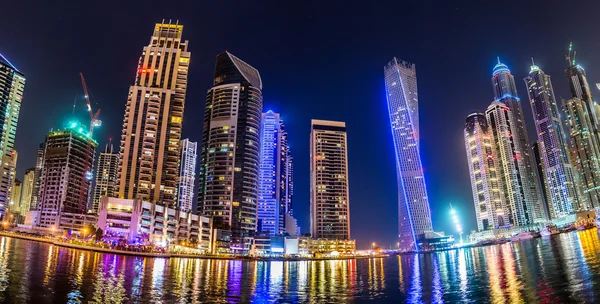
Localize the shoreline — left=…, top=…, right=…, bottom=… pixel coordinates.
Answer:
left=0, top=231, right=372, bottom=261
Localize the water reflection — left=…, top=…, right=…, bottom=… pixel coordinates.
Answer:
left=2, top=231, right=600, bottom=302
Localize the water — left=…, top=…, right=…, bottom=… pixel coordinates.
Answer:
left=1, top=230, right=600, bottom=303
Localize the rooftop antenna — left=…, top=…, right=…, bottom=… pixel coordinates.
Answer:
left=531, top=57, right=535, bottom=66
left=72, top=96, right=77, bottom=115
left=497, top=57, right=501, bottom=64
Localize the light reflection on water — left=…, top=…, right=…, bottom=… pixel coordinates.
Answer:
left=2, top=230, right=600, bottom=302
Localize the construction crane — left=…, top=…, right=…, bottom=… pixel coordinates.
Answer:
left=78, top=72, right=101, bottom=213
left=566, top=42, right=577, bottom=66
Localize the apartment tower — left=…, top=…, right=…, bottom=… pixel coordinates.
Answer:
left=464, top=113, right=509, bottom=231
left=310, top=120, right=350, bottom=240
left=197, top=51, right=262, bottom=246
left=117, top=21, right=190, bottom=208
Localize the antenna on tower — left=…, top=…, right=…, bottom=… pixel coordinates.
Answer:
left=497, top=57, right=501, bottom=64
left=531, top=57, right=535, bottom=65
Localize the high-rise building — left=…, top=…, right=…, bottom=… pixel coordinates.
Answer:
left=91, top=143, right=119, bottom=213
left=0, top=151, right=17, bottom=218
left=310, top=120, right=350, bottom=240
left=486, top=102, right=538, bottom=226
left=198, top=51, right=262, bottom=246
left=9, top=179, right=21, bottom=214
left=36, top=121, right=97, bottom=228
left=383, top=58, right=433, bottom=251
left=30, top=142, right=45, bottom=211
left=117, top=21, right=190, bottom=208
left=562, top=97, right=600, bottom=210
left=532, top=142, right=551, bottom=218
left=0, top=54, right=25, bottom=218
left=491, top=59, right=543, bottom=222
left=177, top=139, right=196, bottom=212
left=19, top=168, right=35, bottom=215
left=257, top=111, right=294, bottom=236
left=464, top=113, right=509, bottom=231
left=524, top=62, right=581, bottom=217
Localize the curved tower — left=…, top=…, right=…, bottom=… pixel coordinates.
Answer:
left=198, top=51, right=262, bottom=247
left=384, top=58, right=433, bottom=252
left=491, top=59, right=544, bottom=223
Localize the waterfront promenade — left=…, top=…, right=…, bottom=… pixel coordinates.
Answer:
left=0, top=230, right=366, bottom=261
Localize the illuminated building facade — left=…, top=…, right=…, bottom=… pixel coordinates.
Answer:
left=464, top=113, right=509, bottom=231
left=486, top=102, right=539, bottom=226
left=177, top=138, right=196, bottom=212
left=30, top=142, right=44, bottom=211
left=19, top=168, right=35, bottom=215
left=198, top=51, right=262, bottom=246
left=563, top=97, right=600, bottom=210
left=36, top=122, right=97, bottom=228
left=383, top=58, right=433, bottom=251
left=310, top=120, right=350, bottom=240
left=118, top=21, right=190, bottom=208
left=0, top=54, right=25, bottom=218
left=257, top=111, right=295, bottom=236
left=491, top=59, right=543, bottom=223
left=524, top=63, right=581, bottom=217
left=91, top=143, right=119, bottom=213
left=562, top=55, right=600, bottom=210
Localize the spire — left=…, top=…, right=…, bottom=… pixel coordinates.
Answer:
left=530, top=57, right=540, bottom=72
left=492, top=57, right=510, bottom=76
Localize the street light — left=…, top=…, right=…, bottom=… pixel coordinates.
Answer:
left=450, top=204, right=463, bottom=245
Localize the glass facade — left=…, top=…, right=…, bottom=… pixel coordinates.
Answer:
left=490, top=60, right=543, bottom=224
left=384, top=58, right=432, bottom=252
left=524, top=64, right=581, bottom=217
left=198, top=52, right=263, bottom=246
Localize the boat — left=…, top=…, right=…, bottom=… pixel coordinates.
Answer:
left=510, top=231, right=534, bottom=242
left=540, top=225, right=560, bottom=237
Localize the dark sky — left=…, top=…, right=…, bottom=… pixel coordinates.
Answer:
left=2, top=0, right=600, bottom=249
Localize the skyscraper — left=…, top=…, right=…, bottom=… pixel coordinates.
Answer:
left=383, top=58, right=433, bottom=251
left=491, top=59, right=543, bottom=223
left=486, top=102, right=538, bottom=226
left=562, top=50, right=600, bottom=210
left=19, top=168, right=35, bottom=216
left=9, top=179, right=21, bottom=214
left=562, top=97, right=600, bottom=210
left=464, top=113, right=509, bottom=231
left=37, top=121, right=97, bottom=228
left=117, top=21, right=190, bottom=208
left=310, top=120, right=350, bottom=240
left=91, top=143, right=119, bottom=213
left=198, top=51, right=262, bottom=246
left=0, top=54, right=25, bottom=218
left=30, top=142, right=45, bottom=211
left=257, top=111, right=294, bottom=236
left=178, top=139, right=196, bottom=213
left=524, top=62, right=581, bottom=217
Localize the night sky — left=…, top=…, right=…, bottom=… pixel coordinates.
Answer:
left=3, top=1, right=600, bottom=249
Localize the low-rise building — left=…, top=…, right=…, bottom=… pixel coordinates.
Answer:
left=97, top=197, right=212, bottom=250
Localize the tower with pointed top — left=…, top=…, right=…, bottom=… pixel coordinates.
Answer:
left=117, top=21, right=190, bottom=208
left=197, top=51, right=262, bottom=246
left=524, top=62, right=581, bottom=217
left=561, top=45, right=600, bottom=210
left=490, top=59, right=543, bottom=224
left=384, top=58, right=433, bottom=252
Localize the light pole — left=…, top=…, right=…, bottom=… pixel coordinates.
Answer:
left=450, top=204, right=463, bottom=245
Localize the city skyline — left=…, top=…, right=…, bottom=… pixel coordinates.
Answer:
left=4, top=1, right=600, bottom=247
